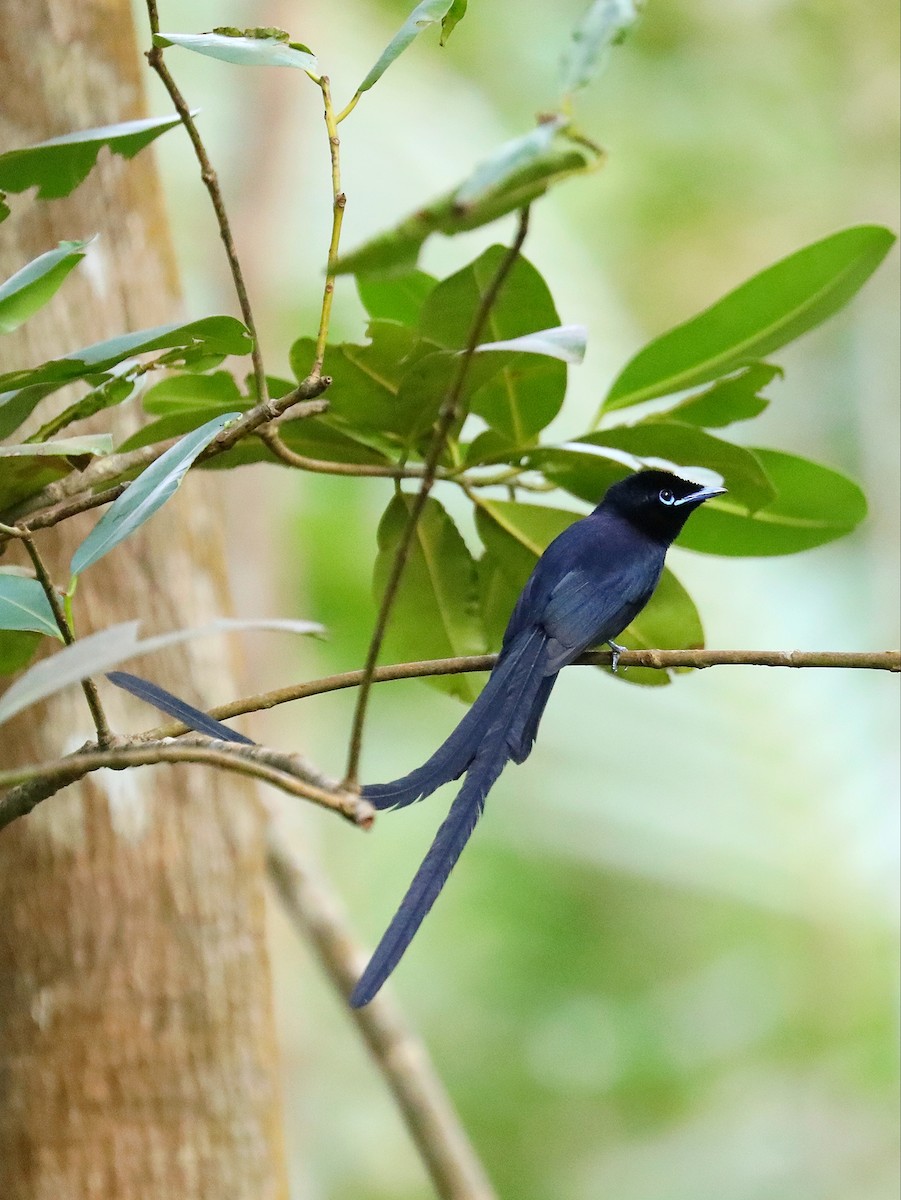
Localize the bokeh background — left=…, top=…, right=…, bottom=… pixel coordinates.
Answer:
left=141, top=1, right=899, bottom=1196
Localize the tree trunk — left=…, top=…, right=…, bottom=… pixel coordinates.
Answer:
left=0, top=3, right=288, bottom=1197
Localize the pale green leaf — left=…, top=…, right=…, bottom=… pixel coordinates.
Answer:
left=70, top=412, right=239, bottom=576
left=0, top=114, right=187, bottom=200
left=155, top=31, right=317, bottom=71
left=0, top=616, right=325, bottom=726
left=0, top=240, right=90, bottom=334
left=357, top=0, right=457, bottom=94
left=0, top=573, right=63, bottom=639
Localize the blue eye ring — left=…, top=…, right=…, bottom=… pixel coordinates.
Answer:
left=658, top=489, right=676, bottom=506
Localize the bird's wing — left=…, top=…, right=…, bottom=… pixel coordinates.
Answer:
left=541, top=562, right=661, bottom=671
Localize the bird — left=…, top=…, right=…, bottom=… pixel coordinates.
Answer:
left=350, top=469, right=724, bottom=1007
left=107, top=468, right=724, bottom=1008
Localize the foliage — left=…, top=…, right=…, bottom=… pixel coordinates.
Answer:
left=0, top=1, right=893, bottom=695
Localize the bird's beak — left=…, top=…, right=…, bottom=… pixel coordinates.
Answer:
left=674, top=484, right=727, bottom=506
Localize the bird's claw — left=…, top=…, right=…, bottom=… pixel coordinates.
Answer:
left=607, top=639, right=627, bottom=673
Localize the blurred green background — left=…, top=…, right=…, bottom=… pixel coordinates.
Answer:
left=142, top=1, right=899, bottom=1196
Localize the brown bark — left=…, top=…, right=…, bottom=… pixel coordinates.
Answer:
left=0, top=3, right=288, bottom=1197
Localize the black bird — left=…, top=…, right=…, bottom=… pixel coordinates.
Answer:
left=351, top=469, right=724, bottom=1007
left=107, top=469, right=724, bottom=1007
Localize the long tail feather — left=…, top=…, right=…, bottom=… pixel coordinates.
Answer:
left=507, top=671, right=558, bottom=765
left=350, top=629, right=548, bottom=1006
left=362, top=639, right=529, bottom=810
left=106, top=671, right=255, bottom=745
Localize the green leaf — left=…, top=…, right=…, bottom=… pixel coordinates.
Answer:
left=0, top=573, right=64, bottom=639
left=333, top=123, right=602, bottom=277
left=0, top=115, right=187, bottom=201
left=26, top=370, right=138, bottom=444
left=0, top=383, right=59, bottom=441
left=357, top=0, right=457, bottom=94
left=0, top=436, right=113, bottom=511
left=116, top=408, right=241, bottom=454
left=0, top=191, right=9, bottom=223
left=70, top=412, right=239, bottom=576
left=477, top=550, right=521, bottom=647
left=155, top=30, right=317, bottom=71
left=676, top=448, right=868, bottom=556
left=143, top=371, right=243, bottom=415
left=440, top=0, right=468, bottom=44
left=0, top=631, right=41, bottom=675
left=0, top=316, right=252, bottom=395
left=290, top=326, right=438, bottom=444
left=525, top=443, right=630, bottom=504
left=603, top=225, right=897, bottom=412
left=357, top=270, right=437, bottom=325
left=588, top=423, right=775, bottom=511
left=420, top=246, right=570, bottom=440
left=651, top=363, right=780, bottom=428
left=374, top=494, right=487, bottom=702
left=559, top=0, right=641, bottom=98
left=420, top=247, right=559, bottom=349
left=453, top=119, right=566, bottom=208
left=0, top=240, right=89, bottom=334
left=0, top=434, right=112, bottom=458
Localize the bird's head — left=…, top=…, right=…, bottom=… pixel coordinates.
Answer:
left=602, top=469, right=726, bottom=543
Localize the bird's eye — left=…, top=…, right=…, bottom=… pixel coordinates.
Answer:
left=658, top=489, right=676, bottom=506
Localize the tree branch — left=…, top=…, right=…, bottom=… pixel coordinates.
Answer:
left=144, top=0, right=268, bottom=405
left=265, top=824, right=497, bottom=1200
left=125, top=647, right=898, bottom=744
left=343, top=207, right=532, bottom=787
left=0, top=737, right=374, bottom=836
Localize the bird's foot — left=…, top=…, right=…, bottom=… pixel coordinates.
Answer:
left=607, top=639, right=627, bottom=673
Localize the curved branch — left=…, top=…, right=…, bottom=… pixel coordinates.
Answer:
left=0, top=738, right=373, bottom=836
left=265, top=826, right=497, bottom=1200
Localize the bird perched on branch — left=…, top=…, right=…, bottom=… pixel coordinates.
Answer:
left=109, top=468, right=724, bottom=1008
left=350, top=469, right=724, bottom=1006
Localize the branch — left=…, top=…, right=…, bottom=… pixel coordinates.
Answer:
left=310, top=75, right=346, bottom=380
left=265, top=825, right=497, bottom=1200
left=343, top=207, right=533, bottom=786
left=144, top=0, right=268, bottom=405
left=0, top=737, right=374, bottom=836
left=127, top=647, right=898, bottom=745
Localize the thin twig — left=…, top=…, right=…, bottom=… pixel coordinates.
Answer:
left=145, top=0, right=268, bottom=405
left=311, top=76, right=346, bottom=380
left=257, top=429, right=435, bottom=478
left=9, top=483, right=131, bottom=536
left=343, top=208, right=533, bottom=787
left=0, top=737, right=374, bottom=835
left=130, top=647, right=900, bottom=742
left=0, top=396, right=332, bottom=540
left=265, top=825, right=497, bottom=1200
left=11, top=528, right=113, bottom=746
